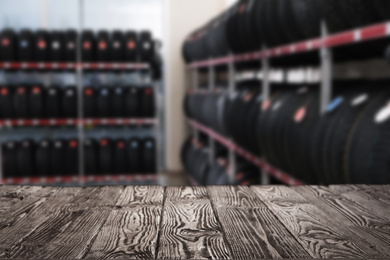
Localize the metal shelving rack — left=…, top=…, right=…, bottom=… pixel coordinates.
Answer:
left=0, top=0, right=162, bottom=186
left=185, top=21, right=390, bottom=186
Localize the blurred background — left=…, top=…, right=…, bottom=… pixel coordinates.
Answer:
left=0, top=0, right=390, bottom=187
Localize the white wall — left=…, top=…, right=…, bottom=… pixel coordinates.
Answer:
left=163, top=0, right=236, bottom=172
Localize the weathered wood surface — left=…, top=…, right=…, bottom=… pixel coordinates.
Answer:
left=157, top=186, right=230, bottom=259
left=0, top=184, right=389, bottom=260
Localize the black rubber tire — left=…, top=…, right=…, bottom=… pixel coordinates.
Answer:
left=84, top=138, right=98, bottom=175
left=0, top=86, right=14, bottom=118
left=320, top=0, right=350, bottom=33
left=29, top=85, right=44, bottom=118
left=372, top=0, right=390, bottom=20
left=323, top=91, right=376, bottom=184
left=3, top=141, right=19, bottom=178
left=66, top=139, right=79, bottom=175
left=113, top=139, right=127, bottom=174
left=18, top=139, right=35, bottom=177
left=292, top=0, right=322, bottom=40
left=98, top=138, right=113, bottom=174
left=344, top=91, right=390, bottom=184
left=339, top=0, right=383, bottom=29
left=127, top=138, right=141, bottom=173
left=142, top=137, right=156, bottom=174
left=51, top=139, right=66, bottom=175
left=46, top=86, right=62, bottom=118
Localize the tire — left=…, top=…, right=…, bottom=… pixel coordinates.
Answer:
left=323, top=90, right=377, bottom=184
left=372, top=0, right=390, bottom=20
left=339, top=0, right=382, bottom=29
left=344, top=91, right=390, bottom=184
left=320, top=0, right=350, bottom=33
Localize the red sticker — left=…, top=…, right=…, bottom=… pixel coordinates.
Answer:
left=2, top=38, right=9, bottom=46
left=100, top=139, right=108, bottom=146
left=294, top=107, right=306, bottom=122
left=83, top=41, right=91, bottom=49
left=69, top=140, right=78, bottom=148
left=99, top=41, right=107, bottom=50
left=262, top=99, right=271, bottom=111
left=85, top=88, right=93, bottom=96
left=127, top=41, right=136, bottom=49
left=243, top=92, right=254, bottom=102
left=18, top=87, right=26, bottom=94
left=239, top=4, right=246, bottom=13
left=32, top=86, right=41, bottom=94
left=37, top=40, right=46, bottom=49
left=1, top=88, right=8, bottom=96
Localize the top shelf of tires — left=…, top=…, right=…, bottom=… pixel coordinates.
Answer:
left=183, top=0, right=390, bottom=69
left=0, top=29, right=158, bottom=70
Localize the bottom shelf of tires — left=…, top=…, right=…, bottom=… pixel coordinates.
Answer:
left=184, top=79, right=390, bottom=185
left=2, top=136, right=157, bottom=185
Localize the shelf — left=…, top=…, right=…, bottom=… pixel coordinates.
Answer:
left=0, top=118, right=157, bottom=127
left=188, top=119, right=304, bottom=186
left=188, top=21, right=390, bottom=68
left=0, top=62, right=149, bottom=70
left=1, top=174, right=159, bottom=185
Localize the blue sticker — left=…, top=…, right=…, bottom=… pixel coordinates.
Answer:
left=20, top=40, right=28, bottom=48
left=115, top=88, right=122, bottom=95
left=101, top=89, right=108, bottom=96
left=326, top=97, right=344, bottom=113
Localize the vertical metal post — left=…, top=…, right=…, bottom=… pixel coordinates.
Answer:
left=77, top=0, right=85, bottom=185
left=227, top=59, right=236, bottom=184
left=261, top=47, right=271, bottom=185
left=320, top=21, right=333, bottom=114
left=208, top=64, right=215, bottom=164
left=192, top=68, right=199, bottom=141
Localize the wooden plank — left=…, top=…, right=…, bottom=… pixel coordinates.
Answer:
left=0, top=185, right=22, bottom=195
left=85, top=186, right=164, bottom=259
left=0, top=186, right=64, bottom=226
left=330, top=185, right=390, bottom=219
left=0, top=187, right=78, bottom=258
left=353, top=185, right=390, bottom=206
left=251, top=186, right=385, bottom=259
left=293, top=185, right=390, bottom=257
left=207, top=186, right=311, bottom=259
left=157, top=186, right=230, bottom=259
left=3, top=186, right=122, bottom=259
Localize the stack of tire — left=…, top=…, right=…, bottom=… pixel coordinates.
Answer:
left=2, top=137, right=156, bottom=178
left=181, top=136, right=260, bottom=185
left=0, top=85, right=155, bottom=119
left=182, top=0, right=390, bottom=68
left=184, top=79, right=390, bottom=185
left=0, top=29, right=156, bottom=63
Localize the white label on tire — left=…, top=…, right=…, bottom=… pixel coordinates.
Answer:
left=375, top=102, right=390, bottom=124
left=272, top=100, right=283, bottom=111
left=351, top=93, right=368, bottom=107
left=297, top=87, right=308, bottom=94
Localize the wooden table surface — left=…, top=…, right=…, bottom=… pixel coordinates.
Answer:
left=0, top=185, right=389, bottom=260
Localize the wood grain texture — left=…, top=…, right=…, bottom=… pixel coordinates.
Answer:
left=157, top=186, right=230, bottom=259
left=251, top=186, right=385, bottom=259
left=329, top=185, right=390, bottom=220
left=293, top=185, right=390, bottom=257
left=0, top=185, right=389, bottom=260
left=85, top=186, right=164, bottom=259
left=208, top=186, right=311, bottom=259
left=4, top=186, right=123, bottom=259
